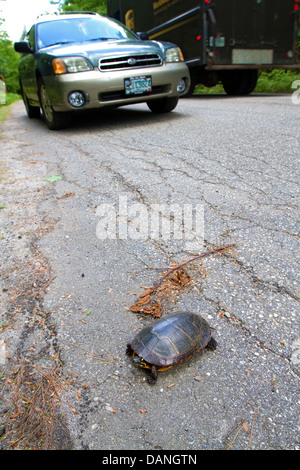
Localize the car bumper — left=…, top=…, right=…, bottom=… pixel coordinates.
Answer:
left=43, top=63, right=190, bottom=112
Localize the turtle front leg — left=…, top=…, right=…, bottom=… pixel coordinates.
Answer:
left=126, top=344, right=134, bottom=356
left=206, top=337, right=217, bottom=351
left=147, top=365, right=158, bottom=385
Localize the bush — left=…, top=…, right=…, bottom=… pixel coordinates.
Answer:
left=0, top=29, right=20, bottom=94
left=194, top=69, right=299, bottom=95
left=256, top=70, right=300, bottom=93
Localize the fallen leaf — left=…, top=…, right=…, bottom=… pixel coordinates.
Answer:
left=242, top=421, right=250, bottom=435
left=43, top=175, right=63, bottom=183
left=130, top=305, right=142, bottom=313
left=140, top=409, right=147, bottom=413
left=136, top=295, right=151, bottom=306
left=106, top=405, right=116, bottom=414
left=56, top=192, right=75, bottom=200
left=139, top=288, right=154, bottom=298
left=143, top=303, right=162, bottom=318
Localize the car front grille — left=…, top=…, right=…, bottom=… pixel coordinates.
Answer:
left=99, top=54, right=162, bottom=71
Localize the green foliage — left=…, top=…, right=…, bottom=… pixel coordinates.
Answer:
left=194, top=70, right=300, bottom=95
left=0, top=23, right=20, bottom=94
left=3, top=92, right=20, bottom=106
left=255, top=70, right=300, bottom=94
left=61, top=0, right=107, bottom=15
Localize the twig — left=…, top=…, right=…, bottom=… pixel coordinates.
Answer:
left=225, top=419, right=246, bottom=450
left=103, top=418, right=119, bottom=449
left=248, top=368, right=277, bottom=390
left=248, top=401, right=271, bottom=437
left=153, top=244, right=236, bottom=291
left=66, top=342, right=129, bottom=368
left=249, top=414, right=256, bottom=446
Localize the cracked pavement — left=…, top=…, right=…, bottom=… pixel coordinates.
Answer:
left=0, top=95, right=299, bottom=450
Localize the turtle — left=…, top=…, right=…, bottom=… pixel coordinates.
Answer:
left=126, top=311, right=217, bottom=384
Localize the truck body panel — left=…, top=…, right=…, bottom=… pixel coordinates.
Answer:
left=107, top=0, right=300, bottom=94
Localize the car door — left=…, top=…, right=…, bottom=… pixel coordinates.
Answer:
left=19, top=26, right=39, bottom=103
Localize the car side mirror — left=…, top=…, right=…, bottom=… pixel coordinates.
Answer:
left=14, top=41, right=34, bottom=54
left=136, top=32, right=149, bottom=40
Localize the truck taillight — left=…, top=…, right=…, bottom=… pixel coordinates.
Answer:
left=295, top=0, right=299, bottom=11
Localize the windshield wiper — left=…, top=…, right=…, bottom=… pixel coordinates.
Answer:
left=46, top=41, right=75, bottom=47
left=85, top=37, right=117, bottom=42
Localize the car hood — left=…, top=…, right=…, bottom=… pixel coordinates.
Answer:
left=43, top=39, right=171, bottom=66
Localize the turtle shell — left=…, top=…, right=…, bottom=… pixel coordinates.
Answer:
left=130, top=312, right=215, bottom=367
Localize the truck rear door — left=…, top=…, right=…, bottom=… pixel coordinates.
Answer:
left=210, top=0, right=299, bottom=66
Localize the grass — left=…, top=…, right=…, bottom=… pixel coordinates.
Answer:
left=0, top=93, right=21, bottom=124
left=255, top=70, right=300, bottom=93
left=194, top=70, right=300, bottom=95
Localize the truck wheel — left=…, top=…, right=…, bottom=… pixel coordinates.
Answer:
left=222, top=70, right=258, bottom=96
left=242, top=70, right=258, bottom=95
left=38, top=79, right=70, bottom=130
left=147, top=97, right=179, bottom=113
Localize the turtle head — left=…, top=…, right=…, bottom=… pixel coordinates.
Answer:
left=132, top=353, right=150, bottom=369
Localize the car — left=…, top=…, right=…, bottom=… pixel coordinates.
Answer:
left=14, top=12, right=190, bottom=130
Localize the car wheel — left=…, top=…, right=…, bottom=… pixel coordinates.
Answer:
left=20, top=83, right=40, bottom=119
left=38, top=79, right=70, bottom=130
left=147, top=97, right=179, bottom=113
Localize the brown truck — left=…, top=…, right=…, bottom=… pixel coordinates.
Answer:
left=107, top=0, right=300, bottom=95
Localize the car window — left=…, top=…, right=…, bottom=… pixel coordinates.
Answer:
left=36, top=17, right=138, bottom=49
left=27, top=26, right=36, bottom=50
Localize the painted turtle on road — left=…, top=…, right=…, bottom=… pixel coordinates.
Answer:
left=126, top=312, right=217, bottom=384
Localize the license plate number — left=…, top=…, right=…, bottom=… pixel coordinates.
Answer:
left=124, top=76, right=152, bottom=95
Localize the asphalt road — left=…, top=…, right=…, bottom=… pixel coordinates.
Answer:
left=0, top=94, right=299, bottom=451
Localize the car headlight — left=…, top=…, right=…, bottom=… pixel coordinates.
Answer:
left=52, top=57, right=93, bottom=74
left=165, top=47, right=184, bottom=63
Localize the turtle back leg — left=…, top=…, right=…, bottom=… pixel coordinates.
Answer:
left=206, top=336, right=217, bottom=350
left=147, top=365, right=158, bottom=385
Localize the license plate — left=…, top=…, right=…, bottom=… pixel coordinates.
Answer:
left=124, top=76, right=152, bottom=95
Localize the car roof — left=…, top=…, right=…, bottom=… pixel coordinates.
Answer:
left=34, top=12, right=101, bottom=25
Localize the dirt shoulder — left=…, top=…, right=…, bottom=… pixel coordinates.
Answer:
left=0, top=103, right=73, bottom=450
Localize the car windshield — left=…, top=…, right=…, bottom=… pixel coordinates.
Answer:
left=36, top=16, right=137, bottom=49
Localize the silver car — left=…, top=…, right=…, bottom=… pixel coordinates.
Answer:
left=14, top=12, right=190, bottom=130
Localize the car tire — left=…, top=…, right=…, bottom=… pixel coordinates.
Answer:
left=20, top=83, right=40, bottom=119
left=38, top=79, right=70, bottom=130
left=147, top=97, right=179, bottom=113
